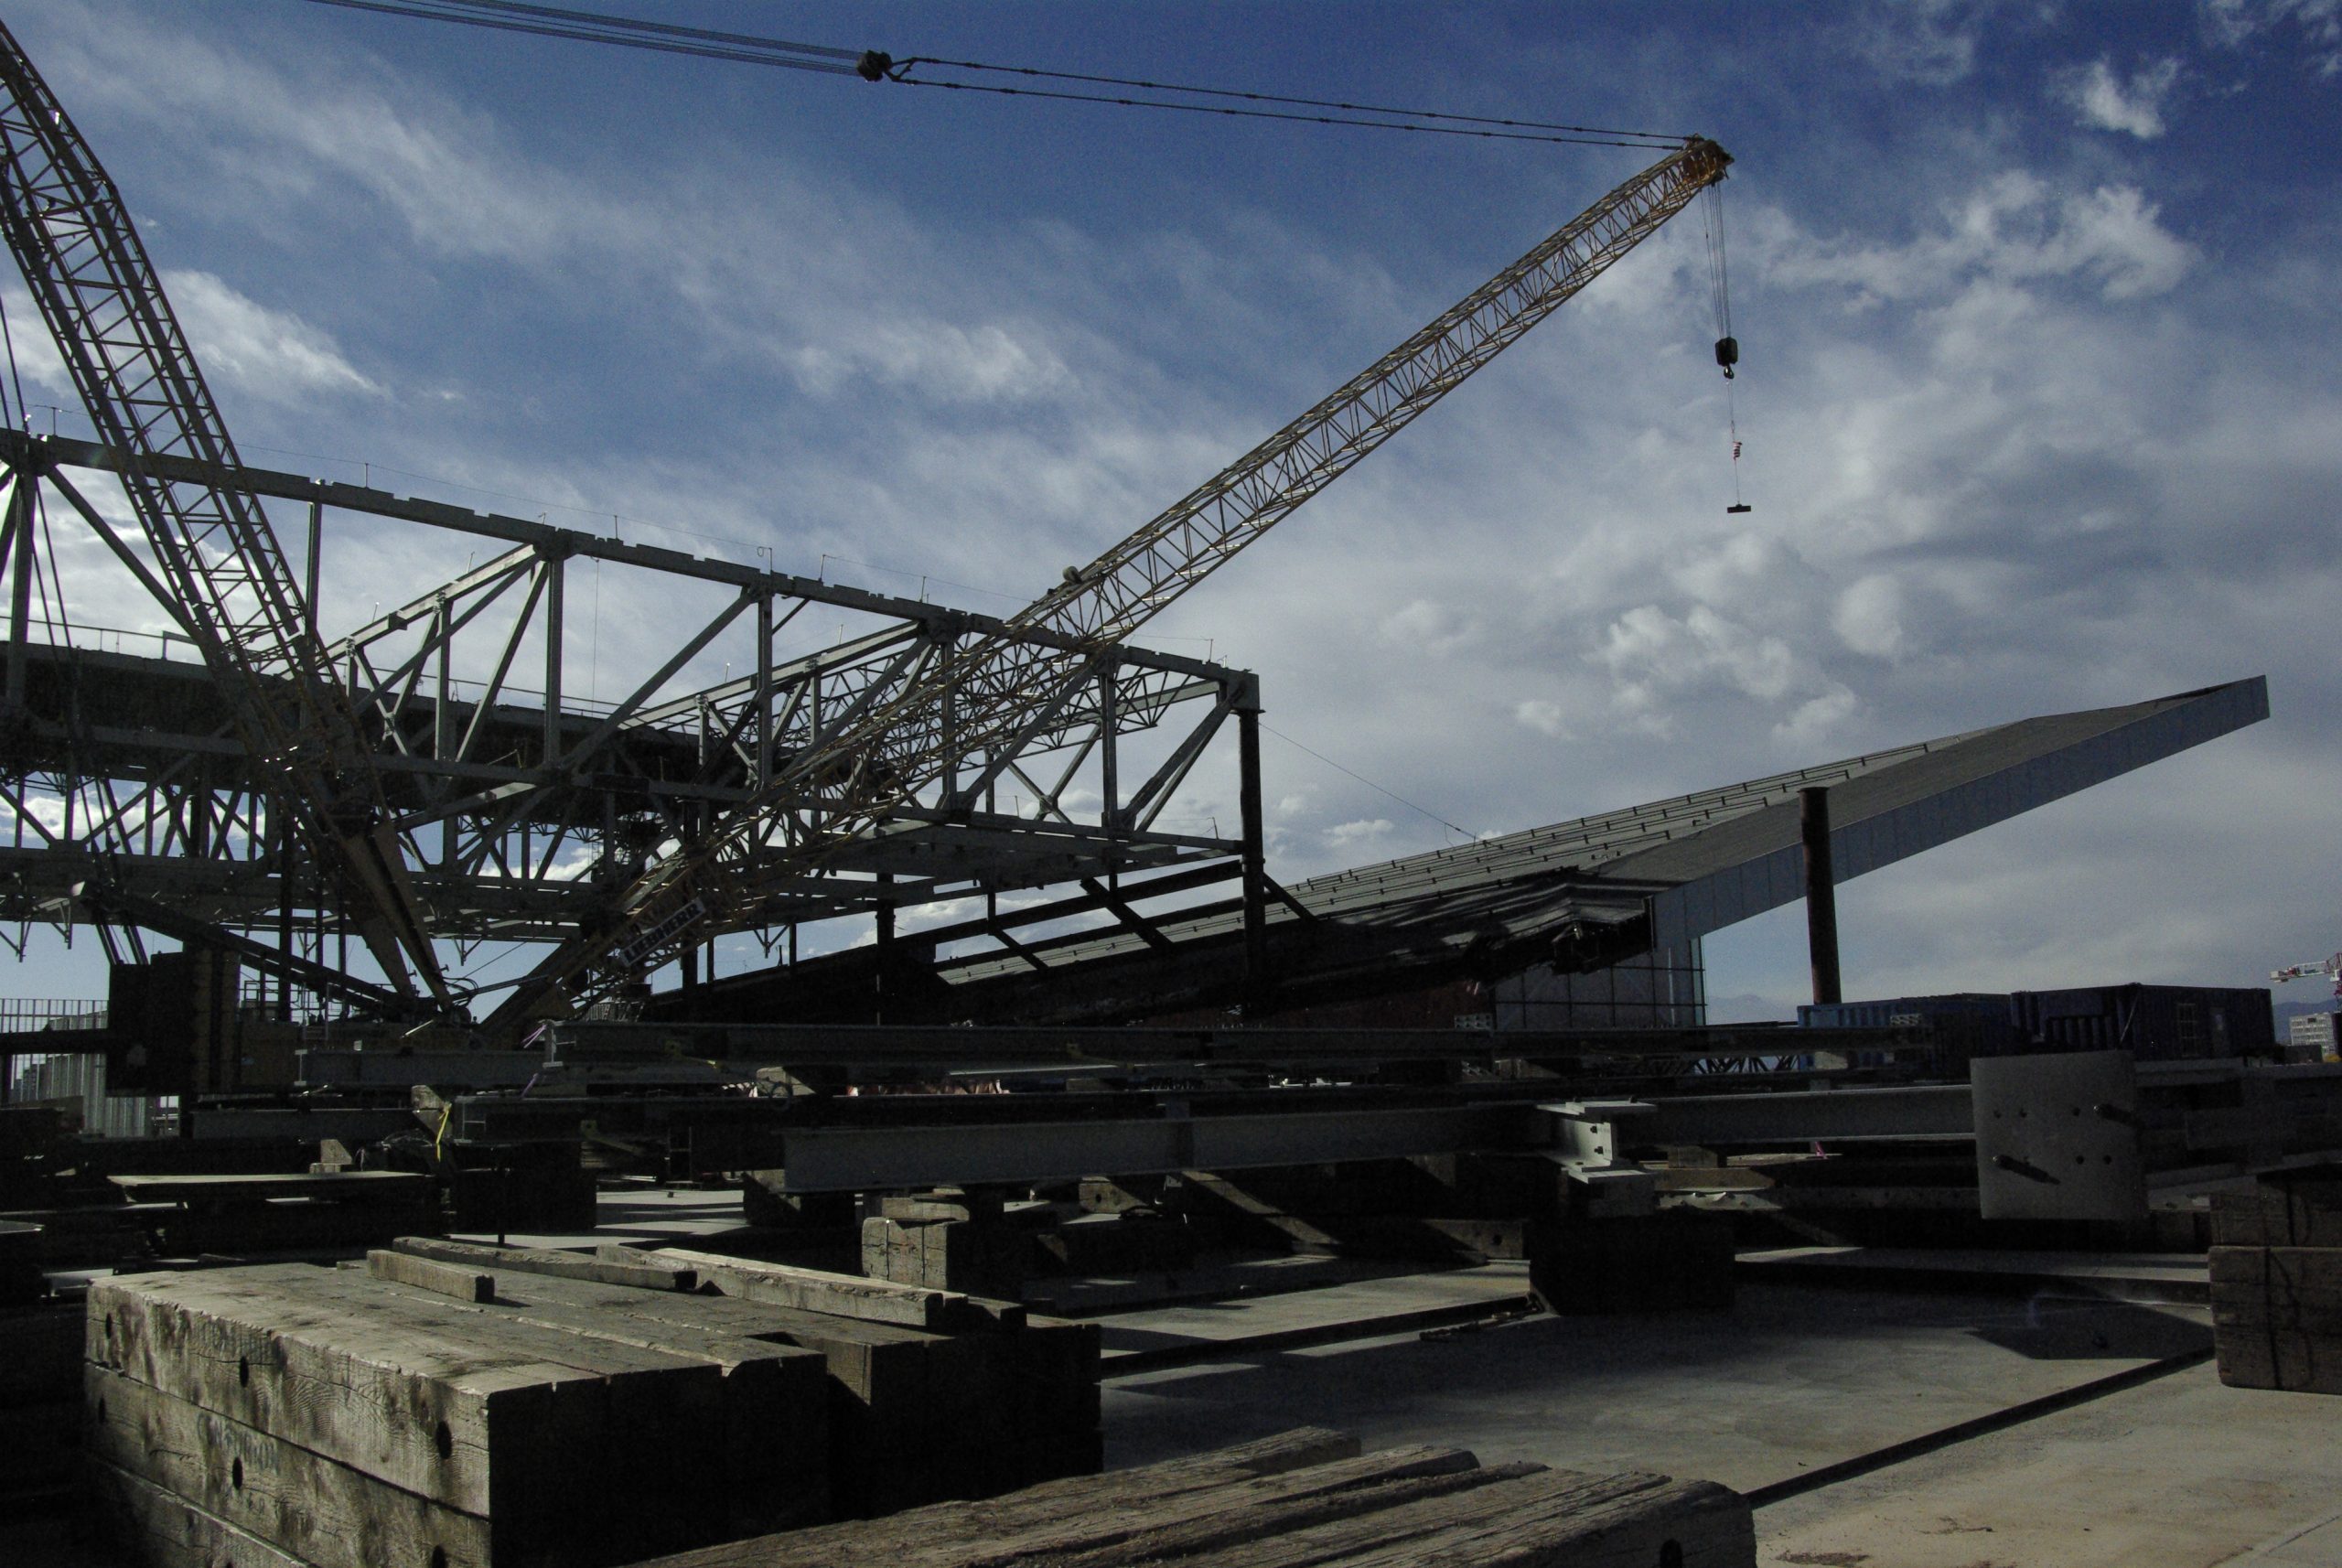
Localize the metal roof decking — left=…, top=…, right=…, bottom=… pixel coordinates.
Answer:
left=674, top=678, right=2261, bottom=1026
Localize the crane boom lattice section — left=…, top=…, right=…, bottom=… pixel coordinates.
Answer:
left=0, top=21, right=446, bottom=1007
left=484, top=135, right=1731, bottom=1034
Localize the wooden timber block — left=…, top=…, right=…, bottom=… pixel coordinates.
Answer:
left=338, top=1267, right=832, bottom=1534
left=88, top=1459, right=315, bottom=1568
left=349, top=1261, right=938, bottom=1519
left=641, top=1243, right=1023, bottom=1330
left=87, top=1363, right=491, bottom=1568
left=369, top=1248, right=497, bottom=1302
left=2217, top=1326, right=2342, bottom=1394
left=1007, top=1314, right=1103, bottom=1463
left=624, top=1428, right=1756, bottom=1568
left=860, top=1214, right=1026, bottom=1300
left=2212, top=1169, right=2342, bottom=1249
left=629, top=1427, right=1366, bottom=1568
left=2209, top=1246, right=2342, bottom=1312
left=403, top=1236, right=696, bottom=1292
left=87, top=1264, right=743, bottom=1564
left=875, top=1188, right=1005, bottom=1224
left=233, top=1265, right=785, bottom=1550
left=364, top=1253, right=1088, bottom=1517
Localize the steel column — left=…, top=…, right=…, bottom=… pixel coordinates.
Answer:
left=1801, top=784, right=1842, bottom=1006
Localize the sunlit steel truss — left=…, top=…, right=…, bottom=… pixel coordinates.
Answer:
left=0, top=431, right=1253, bottom=1010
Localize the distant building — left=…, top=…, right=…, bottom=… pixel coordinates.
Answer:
left=2290, top=1011, right=2339, bottom=1062
left=1802, top=983, right=2279, bottom=1074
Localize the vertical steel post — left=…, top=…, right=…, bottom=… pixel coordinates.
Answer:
left=754, top=593, right=773, bottom=789
left=1800, top=785, right=1842, bottom=1006
left=541, top=552, right=564, bottom=767
left=873, top=869, right=895, bottom=1024
left=1236, top=676, right=1269, bottom=1010
left=1099, top=660, right=1120, bottom=878
left=275, top=809, right=295, bottom=1022
left=4, top=473, right=33, bottom=709
left=304, top=497, right=322, bottom=639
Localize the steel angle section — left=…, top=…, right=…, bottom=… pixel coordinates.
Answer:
left=1971, top=1049, right=2144, bottom=1221
left=772, top=1101, right=1520, bottom=1192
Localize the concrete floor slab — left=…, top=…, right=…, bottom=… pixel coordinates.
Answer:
left=1101, top=1280, right=2212, bottom=1494
left=1755, top=1368, right=2342, bottom=1567
left=1099, top=1262, right=1532, bottom=1368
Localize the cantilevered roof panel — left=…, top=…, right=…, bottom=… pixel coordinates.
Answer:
left=659, top=677, right=2267, bottom=1026
left=1630, top=676, right=2269, bottom=951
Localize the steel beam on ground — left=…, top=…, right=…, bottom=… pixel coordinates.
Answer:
left=772, top=1101, right=1531, bottom=1192
left=543, top=1019, right=1931, bottom=1074
left=1635, top=1084, right=1979, bottom=1146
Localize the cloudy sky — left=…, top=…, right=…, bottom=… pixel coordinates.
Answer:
left=2, top=0, right=2337, bottom=1019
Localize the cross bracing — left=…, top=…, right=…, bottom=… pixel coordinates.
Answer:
left=0, top=431, right=1252, bottom=1007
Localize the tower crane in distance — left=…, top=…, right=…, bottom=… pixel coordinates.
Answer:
left=2273, top=952, right=2342, bottom=999
left=0, top=22, right=454, bottom=1015
left=482, top=134, right=1735, bottom=1041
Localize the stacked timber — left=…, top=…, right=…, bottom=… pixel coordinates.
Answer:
left=628, top=1426, right=1757, bottom=1568
left=108, top=1170, right=441, bottom=1254
left=87, top=1258, right=830, bottom=1568
left=640, top=1243, right=1102, bottom=1512
left=83, top=1238, right=1106, bottom=1565
left=2211, top=1164, right=2342, bottom=1394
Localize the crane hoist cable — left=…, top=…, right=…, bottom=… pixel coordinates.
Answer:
left=305, top=0, right=1690, bottom=150
left=1701, top=183, right=1751, bottom=515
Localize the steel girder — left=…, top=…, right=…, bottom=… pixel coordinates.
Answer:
left=0, top=435, right=1250, bottom=991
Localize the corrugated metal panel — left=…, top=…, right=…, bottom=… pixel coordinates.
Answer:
left=7, top=1050, right=154, bottom=1136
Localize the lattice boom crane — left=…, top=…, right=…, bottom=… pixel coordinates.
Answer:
left=482, top=134, right=1734, bottom=1039
left=0, top=22, right=451, bottom=1012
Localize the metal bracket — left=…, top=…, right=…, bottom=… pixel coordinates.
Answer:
left=1542, top=1099, right=1658, bottom=1218
left=1971, top=1050, right=2144, bottom=1221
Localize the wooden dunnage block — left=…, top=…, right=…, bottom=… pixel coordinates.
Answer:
left=400, top=1237, right=698, bottom=1293
left=631, top=1427, right=1368, bottom=1568
left=347, top=1268, right=832, bottom=1533
left=624, top=1428, right=1756, bottom=1568
left=88, top=1364, right=491, bottom=1568
left=2210, top=1167, right=2342, bottom=1250
left=2211, top=1245, right=2342, bottom=1392
left=88, top=1460, right=314, bottom=1568
left=89, top=1265, right=736, bottom=1564
left=640, top=1245, right=1024, bottom=1331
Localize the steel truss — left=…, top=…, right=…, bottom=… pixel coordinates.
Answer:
left=0, top=431, right=1254, bottom=1007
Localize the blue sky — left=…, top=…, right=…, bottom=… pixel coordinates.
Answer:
left=3, top=0, right=2338, bottom=1018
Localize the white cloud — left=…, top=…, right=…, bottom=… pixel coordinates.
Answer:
left=786, top=321, right=1073, bottom=404
left=1513, top=698, right=1567, bottom=737
left=1832, top=575, right=1907, bottom=660
left=2201, top=0, right=2342, bottom=74
left=164, top=270, right=381, bottom=402
left=1324, top=817, right=1394, bottom=849
left=1763, top=176, right=2196, bottom=306
left=1845, top=0, right=1992, bottom=84
left=1379, top=597, right=1481, bottom=657
left=2056, top=58, right=2184, bottom=138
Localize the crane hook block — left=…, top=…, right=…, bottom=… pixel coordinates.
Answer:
left=1714, top=336, right=1739, bottom=379
left=857, top=50, right=895, bottom=81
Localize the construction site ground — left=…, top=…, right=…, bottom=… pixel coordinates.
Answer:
left=12, top=1185, right=2340, bottom=1567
